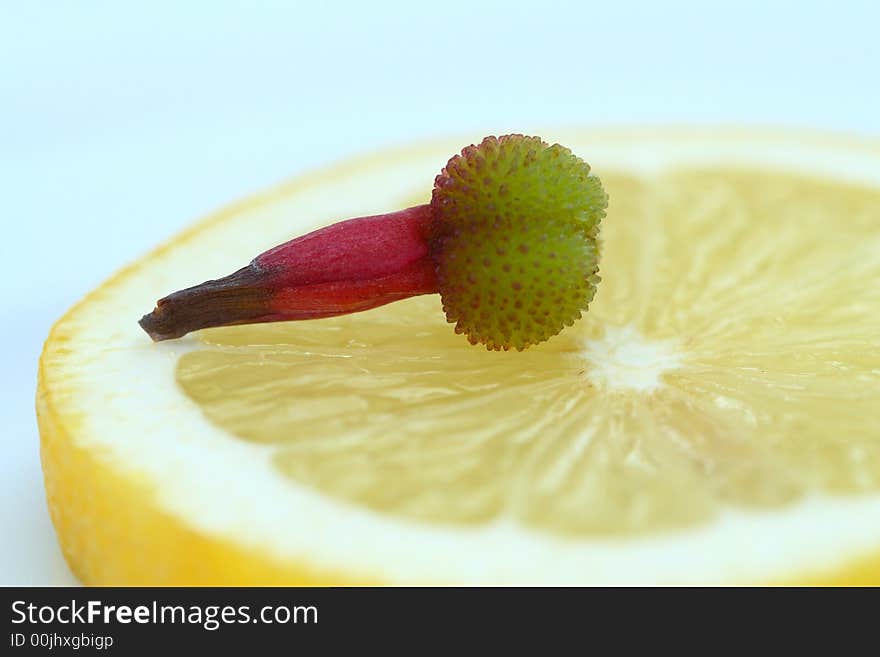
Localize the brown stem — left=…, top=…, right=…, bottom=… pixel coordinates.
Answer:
left=138, top=266, right=274, bottom=341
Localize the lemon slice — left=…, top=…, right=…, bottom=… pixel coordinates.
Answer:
left=38, top=129, right=880, bottom=585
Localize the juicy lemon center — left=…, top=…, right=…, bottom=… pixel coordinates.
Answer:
left=175, top=168, right=880, bottom=538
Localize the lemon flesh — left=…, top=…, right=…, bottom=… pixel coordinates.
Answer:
left=39, top=130, right=880, bottom=584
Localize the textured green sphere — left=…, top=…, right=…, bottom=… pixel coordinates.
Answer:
left=429, top=134, right=608, bottom=351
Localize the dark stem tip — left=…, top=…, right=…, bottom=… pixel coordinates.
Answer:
left=138, top=266, right=273, bottom=342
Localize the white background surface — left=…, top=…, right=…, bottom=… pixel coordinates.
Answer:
left=1, top=1, right=878, bottom=585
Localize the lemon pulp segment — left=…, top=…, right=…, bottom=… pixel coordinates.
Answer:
left=177, top=168, right=880, bottom=538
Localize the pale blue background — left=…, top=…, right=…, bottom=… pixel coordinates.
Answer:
left=1, top=1, right=878, bottom=584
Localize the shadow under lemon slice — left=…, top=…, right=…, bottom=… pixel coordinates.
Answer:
left=176, top=169, right=880, bottom=539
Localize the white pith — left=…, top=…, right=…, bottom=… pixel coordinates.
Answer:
left=581, top=326, right=682, bottom=393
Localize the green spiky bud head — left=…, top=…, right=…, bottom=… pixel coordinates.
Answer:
left=429, top=134, right=608, bottom=351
